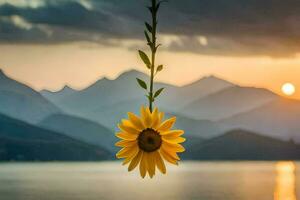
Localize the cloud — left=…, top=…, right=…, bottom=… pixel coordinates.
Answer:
left=0, top=0, right=300, bottom=56
left=0, top=0, right=45, bottom=8
left=0, top=18, right=48, bottom=43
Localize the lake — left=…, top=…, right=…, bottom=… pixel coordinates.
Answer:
left=0, top=161, right=299, bottom=200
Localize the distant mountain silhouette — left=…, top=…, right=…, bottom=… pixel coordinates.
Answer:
left=39, top=69, right=300, bottom=143
left=165, top=113, right=223, bottom=138
left=43, top=70, right=234, bottom=117
left=0, top=113, right=111, bottom=161
left=220, top=98, right=300, bottom=141
left=182, top=86, right=277, bottom=120
left=38, top=114, right=117, bottom=152
left=83, top=99, right=224, bottom=138
left=160, top=75, right=234, bottom=109
left=2, top=68, right=300, bottom=161
left=44, top=70, right=175, bottom=126
left=185, top=129, right=300, bottom=160
left=0, top=69, right=61, bottom=123
left=41, top=85, right=77, bottom=105
left=54, top=70, right=154, bottom=114
left=37, top=70, right=247, bottom=125
left=87, top=97, right=145, bottom=130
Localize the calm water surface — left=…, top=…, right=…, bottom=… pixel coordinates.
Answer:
left=0, top=161, right=298, bottom=200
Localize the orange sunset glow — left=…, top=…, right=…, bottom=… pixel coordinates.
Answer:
left=0, top=43, right=299, bottom=99
left=274, top=162, right=297, bottom=200
left=1, top=0, right=300, bottom=199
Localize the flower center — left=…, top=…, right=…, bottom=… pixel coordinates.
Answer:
left=138, top=128, right=162, bottom=152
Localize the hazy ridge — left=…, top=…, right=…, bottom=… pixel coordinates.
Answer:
left=1, top=68, right=300, bottom=161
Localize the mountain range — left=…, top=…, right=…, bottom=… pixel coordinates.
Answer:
left=185, top=129, right=300, bottom=160
left=41, top=86, right=77, bottom=105
left=38, top=114, right=117, bottom=152
left=0, top=113, right=110, bottom=161
left=181, top=86, right=277, bottom=120
left=40, top=69, right=300, bottom=142
left=0, top=68, right=299, bottom=161
left=0, top=69, right=61, bottom=124
left=220, top=98, right=300, bottom=141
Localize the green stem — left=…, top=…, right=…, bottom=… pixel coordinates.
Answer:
left=149, top=0, right=157, bottom=112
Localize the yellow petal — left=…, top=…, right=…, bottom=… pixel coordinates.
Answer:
left=160, top=130, right=184, bottom=137
left=159, top=112, right=165, bottom=121
left=158, top=117, right=176, bottom=132
left=147, top=152, right=156, bottom=178
left=121, top=119, right=134, bottom=128
left=160, top=148, right=178, bottom=165
left=144, top=152, right=150, bottom=177
left=118, top=123, right=139, bottom=135
left=161, top=144, right=180, bottom=160
left=128, top=151, right=143, bottom=171
left=151, top=108, right=160, bottom=129
left=154, top=151, right=166, bottom=174
left=115, top=132, right=137, bottom=141
left=115, top=140, right=137, bottom=147
left=163, top=137, right=186, bottom=144
left=122, top=148, right=139, bottom=165
left=128, top=112, right=145, bottom=130
left=116, top=145, right=138, bottom=159
left=139, top=152, right=147, bottom=178
left=122, top=157, right=131, bottom=165
left=141, top=106, right=152, bottom=128
left=162, top=142, right=185, bottom=153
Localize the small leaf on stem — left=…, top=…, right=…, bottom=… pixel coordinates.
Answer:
left=155, top=3, right=160, bottom=12
left=145, top=22, right=152, bottom=33
left=155, top=1, right=168, bottom=12
left=147, top=6, right=154, bottom=14
left=138, top=50, right=151, bottom=69
left=144, top=31, right=151, bottom=44
left=156, top=65, right=163, bottom=73
left=154, top=88, right=164, bottom=98
left=136, top=78, right=148, bottom=90
left=155, top=44, right=162, bottom=52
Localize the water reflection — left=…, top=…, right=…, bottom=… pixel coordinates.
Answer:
left=274, top=162, right=297, bottom=200
left=0, top=162, right=299, bottom=200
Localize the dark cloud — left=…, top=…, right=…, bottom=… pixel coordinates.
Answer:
left=0, top=19, right=48, bottom=43
left=0, top=0, right=300, bottom=56
left=0, top=1, right=140, bottom=42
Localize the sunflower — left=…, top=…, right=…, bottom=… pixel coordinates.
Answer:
left=115, top=106, right=185, bottom=178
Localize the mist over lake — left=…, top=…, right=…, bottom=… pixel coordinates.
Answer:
left=0, top=162, right=299, bottom=200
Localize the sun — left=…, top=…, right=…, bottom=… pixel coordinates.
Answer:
left=282, top=83, right=296, bottom=96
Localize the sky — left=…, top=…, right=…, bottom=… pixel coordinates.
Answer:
left=0, top=0, right=300, bottom=99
